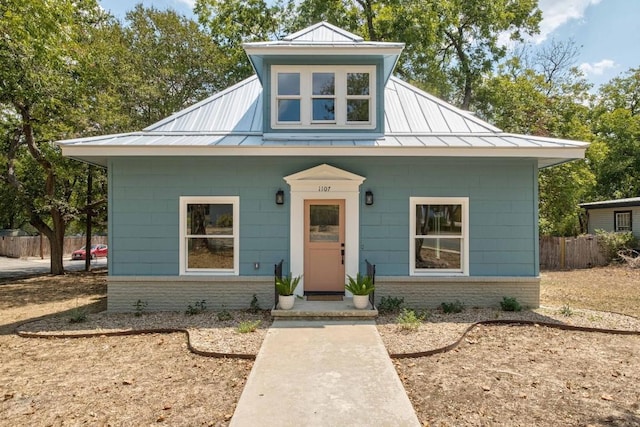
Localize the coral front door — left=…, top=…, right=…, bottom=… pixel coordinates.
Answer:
left=304, top=199, right=345, bottom=293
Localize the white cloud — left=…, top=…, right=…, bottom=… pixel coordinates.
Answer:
left=579, top=59, right=616, bottom=76
left=534, top=0, right=602, bottom=43
left=175, top=0, right=195, bottom=7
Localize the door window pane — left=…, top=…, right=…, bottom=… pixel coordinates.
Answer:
left=309, top=204, right=339, bottom=242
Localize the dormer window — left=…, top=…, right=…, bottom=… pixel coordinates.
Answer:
left=271, top=65, right=376, bottom=129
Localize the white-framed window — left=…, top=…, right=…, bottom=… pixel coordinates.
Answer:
left=179, top=196, right=239, bottom=275
left=410, top=197, right=469, bottom=276
left=271, top=65, right=376, bottom=129
left=614, top=211, right=632, bottom=232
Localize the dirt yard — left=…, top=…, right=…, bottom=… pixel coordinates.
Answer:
left=1, top=265, right=639, bottom=426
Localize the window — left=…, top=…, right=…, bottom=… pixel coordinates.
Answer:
left=272, top=65, right=376, bottom=129
left=614, top=211, right=632, bottom=232
left=410, top=197, right=469, bottom=275
left=180, top=197, right=239, bottom=275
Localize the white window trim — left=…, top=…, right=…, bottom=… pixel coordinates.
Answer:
left=271, top=65, right=376, bottom=130
left=179, top=196, right=239, bottom=275
left=614, top=211, right=632, bottom=232
left=409, top=197, right=469, bottom=276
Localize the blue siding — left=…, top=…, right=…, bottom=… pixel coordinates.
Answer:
left=109, top=157, right=538, bottom=277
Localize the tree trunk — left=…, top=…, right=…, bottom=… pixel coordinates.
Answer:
left=16, top=103, right=67, bottom=275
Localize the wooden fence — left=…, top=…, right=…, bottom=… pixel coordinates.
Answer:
left=0, top=235, right=107, bottom=259
left=539, top=235, right=608, bottom=270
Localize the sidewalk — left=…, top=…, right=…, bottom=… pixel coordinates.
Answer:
left=230, top=320, right=421, bottom=427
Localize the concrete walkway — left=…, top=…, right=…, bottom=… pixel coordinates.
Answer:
left=230, top=320, right=421, bottom=427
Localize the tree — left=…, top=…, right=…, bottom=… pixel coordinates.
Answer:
left=118, top=5, right=228, bottom=128
left=590, top=68, right=640, bottom=199
left=0, top=0, right=110, bottom=274
left=195, top=0, right=282, bottom=85
left=474, top=47, right=596, bottom=236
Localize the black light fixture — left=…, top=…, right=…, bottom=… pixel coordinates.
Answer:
left=275, top=189, right=285, bottom=205
left=365, top=190, right=374, bottom=206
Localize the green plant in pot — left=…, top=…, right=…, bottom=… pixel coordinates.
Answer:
left=345, top=273, right=374, bottom=309
left=275, top=273, right=301, bottom=310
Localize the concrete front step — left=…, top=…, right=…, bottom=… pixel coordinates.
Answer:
left=271, top=298, right=378, bottom=319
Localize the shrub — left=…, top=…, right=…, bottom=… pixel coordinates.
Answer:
left=345, top=273, right=375, bottom=295
left=133, top=299, right=147, bottom=317
left=237, top=320, right=261, bottom=333
left=396, top=308, right=424, bottom=331
left=500, top=296, right=522, bottom=312
left=440, top=300, right=465, bottom=314
left=185, top=300, right=207, bottom=315
left=275, top=274, right=301, bottom=296
left=377, top=296, right=405, bottom=315
left=69, top=308, right=87, bottom=323
left=559, top=304, right=573, bottom=317
left=596, top=229, right=638, bottom=262
left=217, top=307, right=233, bottom=321
left=248, top=294, right=261, bottom=313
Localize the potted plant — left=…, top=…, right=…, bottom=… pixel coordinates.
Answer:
left=345, top=273, right=374, bottom=309
left=275, top=274, right=301, bottom=310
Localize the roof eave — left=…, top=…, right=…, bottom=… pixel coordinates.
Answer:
left=59, top=144, right=586, bottom=169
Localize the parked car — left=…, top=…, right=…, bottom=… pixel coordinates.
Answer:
left=72, top=244, right=108, bottom=260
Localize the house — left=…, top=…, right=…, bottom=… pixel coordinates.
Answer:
left=580, top=197, right=640, bottom=240
left=57, top=22, right=588, bottom=312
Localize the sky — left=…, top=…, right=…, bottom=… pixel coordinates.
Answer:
left=98, top=0, right=640, bottom=89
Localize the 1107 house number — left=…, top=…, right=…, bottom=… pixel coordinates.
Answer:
left=318, top=186, right=331, bottom=192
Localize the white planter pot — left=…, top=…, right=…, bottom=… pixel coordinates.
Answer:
left=278, top=294, right=295, bottom=310
left=352, top=294, right=370, bottom=309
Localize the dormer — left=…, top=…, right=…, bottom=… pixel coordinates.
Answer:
left=243, top=22, right=404, bottom=136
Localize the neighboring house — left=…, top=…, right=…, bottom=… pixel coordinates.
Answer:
left=580, top=197, right=640, bottom=240
left=57, top=23, right=588, bottom=311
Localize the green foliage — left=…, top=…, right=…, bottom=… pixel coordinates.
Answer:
left=275, top=273, right=301, bottom=296
left=248, top=294, right=261, bottom=313
left=377, top=296, right=405, bottom=315
left=216, top=213, right=233, bottom=228
left=590, top=68, right=640, bottom=200
left=595, top=229, right=638, bottom=262
left=69, top=308, right=88, bottom=323
left=559, top=304, right=573, bottom=317
left=133, top=299, right=148, bottom=317
left=440, top=300, right=465, bottom=314
left=236, top=320, right=261, bottom=333
left=396, top=308, right=425, bottom=332
left=500, top=297, right=522, bottom=312
left=185, top=300, right=207, bottom=315
left=345, top=273, right=375, bottom=296
left=217, top=307, right=233, bottom=321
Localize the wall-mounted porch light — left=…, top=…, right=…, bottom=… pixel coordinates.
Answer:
left=276, top=189, right=285, bottom=205
left=365, top=190, right=374, bottom=206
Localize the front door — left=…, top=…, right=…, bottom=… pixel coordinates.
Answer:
left=304, top=199, right=345, bottom=293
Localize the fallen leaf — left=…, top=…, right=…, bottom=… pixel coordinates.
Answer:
left=122, top=380, right=133, bottom=386
left=601, top=394, right=614, bottom=401
left=482, top=385, right=491, bottom=392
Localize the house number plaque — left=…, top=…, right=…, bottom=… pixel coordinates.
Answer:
left=318, top=185, right=331, bottom=192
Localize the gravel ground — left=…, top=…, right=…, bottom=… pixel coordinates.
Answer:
left=2, top=267, right=640, bottom=426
